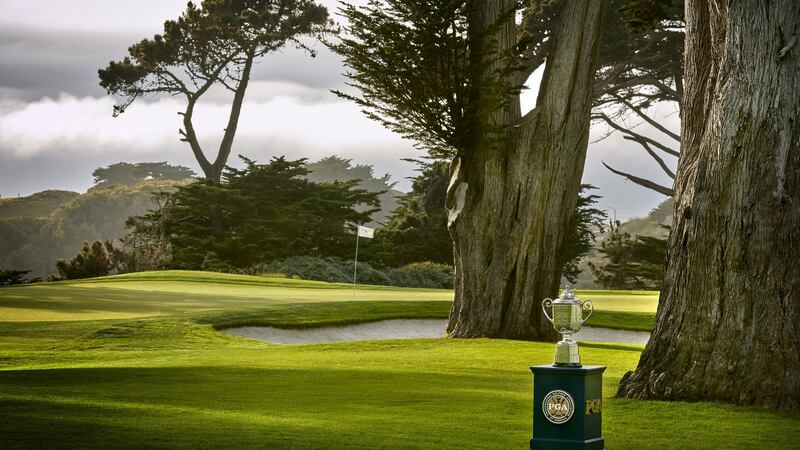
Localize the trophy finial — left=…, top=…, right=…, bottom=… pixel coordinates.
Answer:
left=561, top=284, right=575, bottom=300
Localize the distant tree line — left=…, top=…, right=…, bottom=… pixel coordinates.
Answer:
left=3, top=154, right=655, bottom=290
left=34, top=155, right=611, bottom=288
left=131, top=156, right=380, bottom=270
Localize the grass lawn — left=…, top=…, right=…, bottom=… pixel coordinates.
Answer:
left=2, top=271, right=795, bottom=448
left=0, top=270, right=657, bottom=331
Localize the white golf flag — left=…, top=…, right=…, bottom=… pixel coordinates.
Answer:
left=357, top=225, right=374, bottom=239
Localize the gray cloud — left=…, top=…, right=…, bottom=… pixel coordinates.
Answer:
left=0, top=24, right=347, bottom=103
left=0, top=0, right=677, bottom=220
left=0, top=26, right=134, bottom=100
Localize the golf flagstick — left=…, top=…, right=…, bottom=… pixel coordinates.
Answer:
left=353, top=231, right=359, bottom=300
left=353, top=225, right=374, bottom=300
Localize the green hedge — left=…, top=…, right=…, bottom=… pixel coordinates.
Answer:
left=256, top=257, right=454, bottom=289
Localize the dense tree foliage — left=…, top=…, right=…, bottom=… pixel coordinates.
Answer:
left=0, top=217, right=49, bottom=275
left=92, top=162, right=195, bottom=188
left=588, top=226, right=666, bottom=290
left=363, top=161, right=605, bottom=282
left=0, top=269, right=40, bottom=286
left=259, top=257, right=455, bottom=289
left=559, top=185, right=607, bottom=284
left=363, top=161, right=452, bottom=267
left=54, top=241, right=121, bottom=280
left=129, top=157, right=380, bottom=269
left=305, top=156, right=400, bottom=226
left=99, top=0, right=332, bottom=182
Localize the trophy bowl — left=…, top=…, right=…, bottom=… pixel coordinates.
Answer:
left=542, top=285, right=593, bottom=367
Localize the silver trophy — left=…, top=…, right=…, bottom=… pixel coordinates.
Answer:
left=541, top=285, right=594, bottom=367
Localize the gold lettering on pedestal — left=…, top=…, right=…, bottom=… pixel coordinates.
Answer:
left=585, top=399, right=602, bottom=415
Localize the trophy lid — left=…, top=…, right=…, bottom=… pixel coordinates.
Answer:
left=557, top=284, right=579, bottom=302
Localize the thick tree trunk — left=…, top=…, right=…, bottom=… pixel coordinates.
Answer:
left=618, top=0, right=800, bottom=410
left=446, top=0, right=604, bottom=339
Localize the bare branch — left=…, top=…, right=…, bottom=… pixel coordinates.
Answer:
left=637, top=141, right=676, bottom=179
left=615, top=94, right=680, bottom=141
left=622, top=135, right=679, bottom=158
left=596, top=113, right=680, bottom=157
left=596, top=75, right=679, bottom=101
left=602, top=161, right=674, bottom=196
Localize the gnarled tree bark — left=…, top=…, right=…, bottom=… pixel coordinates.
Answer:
left=446, top=0, right=604, bottom=339
left=618, top=0, right=800, bottom=410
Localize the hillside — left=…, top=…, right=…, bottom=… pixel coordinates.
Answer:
left=0, top=180, right=179, bottom=278
left=617, top=198, right=673, bottom=237
left=0, top=190, right=79, bottom=218
left=0, top=158, right=406, bottom=278
left=572, top=198, right=673, bottom=288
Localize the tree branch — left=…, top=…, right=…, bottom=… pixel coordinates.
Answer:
left=623, top=135, right=679, bottom=157
left=180, top=100, right=214, bottom=178
left=596, top=113, right=680, bottom=157
left=637, top=140, right=676, bottom=179
left=602, top=161, right=674, bottom=196
left=214, top=49, right=256, bottom=175
left=615, top=95, right=680, bottom=141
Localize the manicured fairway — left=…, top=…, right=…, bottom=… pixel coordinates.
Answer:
left=0, top=271, right=656, bottom=330
left=1, top=316, right=798, bottom=448
left=0, top=271, right=453, bottom=322
left=3, top=272, right=796, bottom=448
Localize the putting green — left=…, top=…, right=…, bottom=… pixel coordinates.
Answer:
left=0, top=270, right=656, bottom=323
left=0, top=271, right=451, bottom=322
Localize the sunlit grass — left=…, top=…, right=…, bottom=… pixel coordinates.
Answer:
left=1, top=316, right=797, bottom=449
left=0, top=270, right=656, bottom=325
left=0, top=271, right=796, bottom=448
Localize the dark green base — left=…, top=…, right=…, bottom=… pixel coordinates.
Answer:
left=530, top=436, right=604, bottom=450
left=530, top=365, right=606, bottom=450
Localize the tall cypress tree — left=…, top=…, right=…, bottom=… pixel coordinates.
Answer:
left=333, top=0, right=605, bottom=339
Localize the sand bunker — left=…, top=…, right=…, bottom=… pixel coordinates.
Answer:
left=222, top=319, right=650, bottom=345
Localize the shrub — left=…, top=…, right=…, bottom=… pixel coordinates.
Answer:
left=257, top=256, right=388, bottom=285
left=53, top=241, right=120, bottom=280
left=386, top=262, right=454, bottom=289
left=0, top=269, right=41, bottom=286
left=256, top=257, right=454, bottom=289
left=201, top=252, right=237, bottom=273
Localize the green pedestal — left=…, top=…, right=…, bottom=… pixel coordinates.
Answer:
left=530, top=365, right=606, bottom=450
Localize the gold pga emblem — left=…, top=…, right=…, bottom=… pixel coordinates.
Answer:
left=542, top=390, right=575, bottom=424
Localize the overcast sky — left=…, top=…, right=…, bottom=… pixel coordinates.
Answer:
left=0, top=0, right=677, bottom=220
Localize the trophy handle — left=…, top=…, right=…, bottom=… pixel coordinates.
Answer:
left=541, top=298, right=554, bottom=323
left=580, top=300, right=594, bottom=323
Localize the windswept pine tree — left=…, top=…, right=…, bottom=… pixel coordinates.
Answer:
left=99, top=0, right=332, bottom=182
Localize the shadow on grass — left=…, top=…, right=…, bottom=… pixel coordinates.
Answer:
left=0, top=365, right=527, bottom=449
left=2, top=364, right=800, bottom=449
